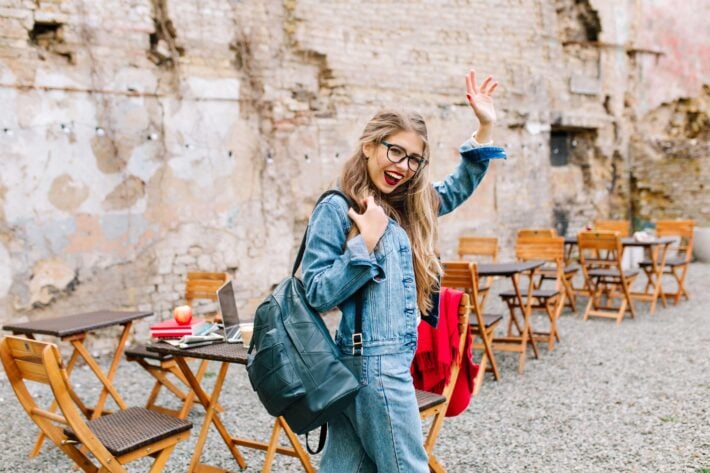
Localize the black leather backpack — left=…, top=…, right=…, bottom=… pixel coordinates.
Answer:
left=246, top=189, right=363, bottom=453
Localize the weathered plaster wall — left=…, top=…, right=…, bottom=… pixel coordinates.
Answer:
left=0, top=0, right=705, bottom=343
left=628, top=0, right=710, bottom=226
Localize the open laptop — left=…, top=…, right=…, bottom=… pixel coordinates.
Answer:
left=217, top=280, right=242, bottom=343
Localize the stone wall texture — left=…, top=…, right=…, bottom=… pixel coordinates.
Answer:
left=1, top=0, right=707, bottom=341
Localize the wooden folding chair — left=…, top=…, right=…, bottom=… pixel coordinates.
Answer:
left=0, top=336, right=192, bottom=472
left=500, top=236, right=566, bottom=351
left=126, top=271, right=228, bottom=415
left=517, top=229, right=579, bottom=313
left=441, top=261, right=502, bottom=394
left=639, top=220, right=694, bottom=305
left=594, top=219, right=631, bottom=237
left=457, top=236, right=498, bottom=306
left=416, top=293, right=470, bottom=473
left=578, top=231, right=638, bottom=325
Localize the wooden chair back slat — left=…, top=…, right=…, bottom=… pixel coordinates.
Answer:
left=515, top=236, right=565, bottom=261
left=656, top=219, right=694, bottom=238
left=441, top=261, right=485, bottom=334
left=3, top=336, right=54, bottom=385
left=441, top=261, right=480, bottom=294
left=656, top=220, right=694, bottom=261
left=594, top=219, right=630, bottom=237
left=578, top=231, right=623, bottom=254
left=187, top=272, right=228, bottom=281
left=185, top=272, right=228, bottom=306
left=457, top=236, right=498, bottom=261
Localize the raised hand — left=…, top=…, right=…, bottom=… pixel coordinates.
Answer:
left=465, top=69, right=498, bottom=126
left=347, top=196, right=389, bottom=253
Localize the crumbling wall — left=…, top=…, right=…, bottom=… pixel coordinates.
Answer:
left=630, top=87, right=710, bottom=226
left=0, top=0, right=705, bottom=344
left=628, top=0, right=710, bottom=227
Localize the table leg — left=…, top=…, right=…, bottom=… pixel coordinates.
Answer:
left=505, top=274, right=524, bottom=336
left=69, top=336, right=127, bottom=415
left=633, top=243, right=670, bottom=315
left=174, top=358, right=247, bottom=472
left=648, top=243, right=670, bottom=314
left=277, top=418, right=315, bottom=473
left=87, top=321, right=133, bottom=419
left=511, top=270, right=539, bottom=364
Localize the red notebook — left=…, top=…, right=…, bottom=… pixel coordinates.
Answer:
left=150, top=318, right=208, bottom=338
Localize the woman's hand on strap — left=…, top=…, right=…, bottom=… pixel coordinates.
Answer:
left=347, top=196, right=388, bottom=253
left=465, top=69, right=498, bottom=143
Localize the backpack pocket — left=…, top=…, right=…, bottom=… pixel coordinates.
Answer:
left=247, top=341, right=306, bottom=416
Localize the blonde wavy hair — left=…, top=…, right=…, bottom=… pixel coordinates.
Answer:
left=340, top=109, right=441, bottom=314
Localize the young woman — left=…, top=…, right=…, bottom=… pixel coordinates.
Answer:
left=302, top=69, right=505, bottom=472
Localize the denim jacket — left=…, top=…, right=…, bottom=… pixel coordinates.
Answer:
left=302, top=141, right=506, bottom=356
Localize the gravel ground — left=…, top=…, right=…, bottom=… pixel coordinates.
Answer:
left=1, top=263, right=708, bottom=472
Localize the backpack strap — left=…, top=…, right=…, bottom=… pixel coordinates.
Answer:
left=294, top=189, right=364, bottom=357
left=291, top=189, right=352, bottom=276
left=306, top=424, right=328, bottom=454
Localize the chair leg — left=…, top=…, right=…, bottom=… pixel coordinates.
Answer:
left=263, top=419, right=282, bottom=472
left=279, top=417, right=316, bottom=473
left=546, top=298, right=559, bottom=350
left=148, top=445, right=176, bottom=473
left=145, top=380, right=163, bottom=410
left=615, top=299, right=627, bottom=326
left=473, top=326, right=501, bottom=383
left=673, top=266, right=690, bottom=304
left=482, top=329, right=501, bottom=381
left=583, top=281, right=600, bottom=321
left=423, top=408, right=446, bottom=456
left=622, top=278, right=636, bottom=319
left=429, top=454, right=446, bottom=473
left=504, top=298, right=523, bottom=336
left=563, top=275, right=577, bottom=313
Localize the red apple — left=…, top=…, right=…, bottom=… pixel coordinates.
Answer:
left=173, top=305, right=193, bottom=325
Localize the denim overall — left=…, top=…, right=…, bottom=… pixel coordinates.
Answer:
left=302, top=141, right=506, bottom=472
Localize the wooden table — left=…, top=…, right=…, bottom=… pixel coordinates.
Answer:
left=2, top=309, right=152, bottom=456
left=564, top=236, right=674, bottom=314
left=621, top=237, right=674, bottom=314
left=147, top=341, right=314, bottom=473
left=477, top=261, right=544, bottom=374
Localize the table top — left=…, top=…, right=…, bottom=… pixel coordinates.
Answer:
left=620, top=236, right=675, bottom=247
left=564, top=236, right=674, bottom=247
left=3, top=310, right=153, bottom=338
left=477, top=261, right=544, bottom=277
left=147, top=340, right=249, bottom=364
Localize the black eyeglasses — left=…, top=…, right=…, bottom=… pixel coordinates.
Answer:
left=380, top=141, right=428, bottom=173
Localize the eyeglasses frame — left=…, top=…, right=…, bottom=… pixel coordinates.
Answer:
left=380, top=140, right=428, bottom=173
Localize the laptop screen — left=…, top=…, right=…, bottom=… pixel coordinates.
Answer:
left=217, top=281, right=241, bottom=342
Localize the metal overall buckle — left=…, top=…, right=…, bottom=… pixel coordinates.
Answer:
left=351, top=333, right=363, bottom=356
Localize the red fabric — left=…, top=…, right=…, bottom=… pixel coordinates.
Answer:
left=411, top=287, right=478, bottom=416
left=445, top=324, right=479, bottom=416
